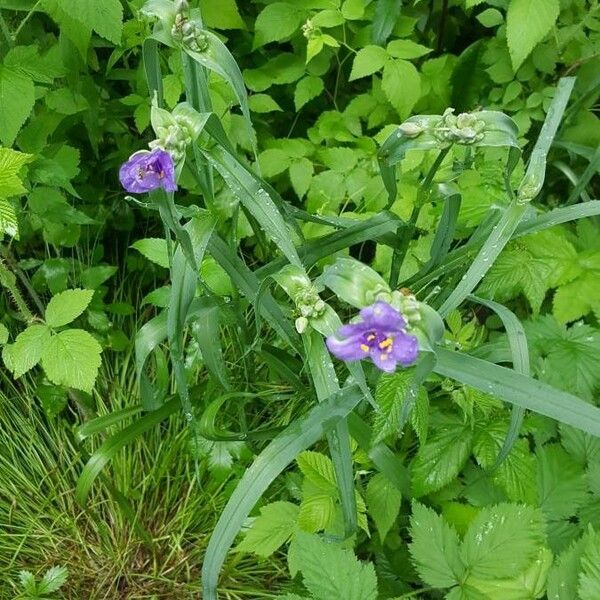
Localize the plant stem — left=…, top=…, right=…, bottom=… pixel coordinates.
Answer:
left=13, top=0, right=43, bottom=41
left=0, top=10, right=13, bottom=52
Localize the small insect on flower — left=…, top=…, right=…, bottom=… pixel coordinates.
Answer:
left=326, top=301, right=418, bottom=372
left=119, top=149, right=177, bottom=193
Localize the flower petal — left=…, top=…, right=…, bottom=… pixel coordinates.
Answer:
left=391, top=332, right=419, bottom=366
left=326, top=334, right=366, bottom=362
left=370, top=350, right=398, bottom=372
left=359, top=301, right=406, bottom=332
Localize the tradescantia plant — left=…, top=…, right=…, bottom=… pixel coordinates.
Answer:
left=67, top=3, right=600, bottom=597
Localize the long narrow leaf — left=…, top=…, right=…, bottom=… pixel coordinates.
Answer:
left=434, top=348, right=600, bottom=437
left=201, top=385, right=364, bottom=600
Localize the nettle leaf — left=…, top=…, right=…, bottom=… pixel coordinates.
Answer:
left=554, top=268, right=600, bottom=324
left=373, top=369, right=429, bottom=444
left=0, top=199, right=18, bottom=240
left=0, top=66, right=35, bottom=146
left=297, top=451, right=336, bottom=491
left=253, top=3, right=306, bottom=49
left=0, top=147, right=33, bottom=200
left=237, top=501, right=299, bottom=557
left=537, top=444, right=588, bottom=520
left=131, top=238, right=169, bottom=268
left=2, top=324, right=51, bottom=378
left=409, top=502, right=465, bottom=589
left=41, top=329, right=102, bottom=393
left=294, top=75, right=324, bottom=111
left=411, top=417, right=473, bottom=497
left=474, top=422, right=537, bottom=503
left=45, top=289, right=94, bottom=328
left=525, top=316, right=600, bottom=401
left=579, top=531, right=600, bottom=600
left=460, top=504, right=545, bottom=580
left=478, top=230, right=577, bottom=314
left=293, top=532, right=378, bottom=600
left=547, top=531, right=592, bottom=599
left=349, top=45, right=389, bottom=81
left=506, top=0, right=560, bottom=71
left=366, top=473, right=401, bottom=542
left=381, top=58, right=420, bottom=119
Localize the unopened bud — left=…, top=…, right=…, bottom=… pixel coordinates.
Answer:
left=398, top=122, right=423, bottom=138
left=175, top=0, right=189, bottom=13
left=295, top=316, right=309, bottom=334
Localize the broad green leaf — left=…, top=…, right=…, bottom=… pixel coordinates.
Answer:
left=506, top=0, right=559, bottom=71
left=537, top=444, right=588, bottom=520
left=293, top=531, right=378, bottom=600
left=297, top=451, right=336, bottom=491
left=41, top=0, right=92, bottom=56
left=0, top=147, right=33, bottom=199
left=0, top=199, right=18, bottom=239
left=409, top=502, right=464, bottom=588
left=382, top=58, right=420, bottom=119
left=294, top=75, right=324, bottom=110
left=547, top=532, right=591, bottom=600
left=366, top=473, right=401, bottom=542
left=2, top=324, right=51, bottom=378
left=0, top=67, right=35, bottom=146
left=258, top=148, right=292, bottom=178
left=3, top=44, right=65, bottom=83
left=0, top=323, right=8, bottom=345
left=131, top=238, right=169, bottom=268
left=45, top=289, right=94, bottom=328
left=386, top=39, right=432, bottom=59
left=460, top=504, right=545, bottom=580
left=254, top=3, right=306, bottom=49
left=236, top=501, right=299, bottom=556
left=248, top=93, right=283, bottom=113
left=289, top=158, right=314, bottom=199
left=199, top=0, right=245, bottom=29
left=349, top=45, right=389, bottom=80
left=41, top=329, right=102, bottom=393
left=74, top=0, right=122, bottom=44
left=411, top=418, right=473, bottom=497
left=554, top=271, right=600, bottom=324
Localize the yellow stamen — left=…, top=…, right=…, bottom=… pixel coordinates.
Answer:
left=380, top=354, right=389, bottom=360
left=367, top=334, right=376, bottom=341
left=378, top=337, right=393, bottom=349
left=360, top=344, right=370, bottom=353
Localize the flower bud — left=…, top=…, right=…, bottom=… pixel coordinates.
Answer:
left=398, top=122, right=423, bottom=138
left=295, top=316, right=309, bottom=334
left=175, top=0, right=189, bottom=13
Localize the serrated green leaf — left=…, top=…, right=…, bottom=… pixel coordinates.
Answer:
left=547, top=532, right=591, bottom=600
left=41, top=329, right=102, bottom=393
left=38, top=565, right=68, bottom=593
left=349, top=45, right=389, bottom=80
left=294, top=75, right=324, bottom=110
left=0, top=147, right=33, bottom=200
left=297, top=451, right=337, bottom=491
left=45, top=289, right=94, bottom=328
left=254, top=3, right=306, bottom=49
left=411, top=418, right=473, bottom=497
left=0, top=199, right=18, bottom=239
left=579, top=531, right=600, bottom=600
left=409, top=502, right=464, bottom=588
left=460, top=504, right=545, bottom=580
left=237, top=501, right=299, bottom=556
left=366, top=473, right=401, bottom=542
left=2, top=324, right=51, bottom=378
left=382, top=58, right=420, bottom=119
left=386, top=39, right=432, bottom=59
left=554, top=270, right=600, bottom=324
left=131, top=238, right=169, bottom=268
left=293, top=531, right=378, bottom=600
left=537, top=444, right=588, bottom=520
left=248, top=93, right=283, bottom=113
left=289, top=158, right=314, bottom=199
left=506, top=0, right=559, bottom=71
left=0, top=67, right=35, bottom=146
left=76, top=0, right=123, bottom=44
left=200, top=0, right=245, bottom=29
left=258, top=148, right=292, bottom=178
left=0, top=323, right=8, bottom=345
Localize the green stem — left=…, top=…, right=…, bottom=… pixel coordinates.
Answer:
left=389, top=147, right=450, bottom=289
left=0, top=10, right=13, bottom=52
left=13, top=0, right=42, bottom=41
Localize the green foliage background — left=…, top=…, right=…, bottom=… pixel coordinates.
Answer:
left=0, top=0, right=599, bottom=598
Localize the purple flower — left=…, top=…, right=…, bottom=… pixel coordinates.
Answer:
left=119, top=149, right=177, bottom=193
left=326, top=301, right=418, bottom=373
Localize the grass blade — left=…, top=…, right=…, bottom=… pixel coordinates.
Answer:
left=434, top=348, right=600, bottom=437
left=201, top=385, right=364, bottom=599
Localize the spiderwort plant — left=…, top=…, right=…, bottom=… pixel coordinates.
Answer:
left=119, top=149, right=177, bottom=193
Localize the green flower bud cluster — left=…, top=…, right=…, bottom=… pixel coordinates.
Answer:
left=294, top=287, right=326, bottom=333
left=171, top=4, right=209, bottom=53
left=377, top=289, right=422, bottom=329
left=302, top=19, right=320, bottom=40
left=149, top=114, right=195, bottom=161
left=434, top=108, right=486, bottom=145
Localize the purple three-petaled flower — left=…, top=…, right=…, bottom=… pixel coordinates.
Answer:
left=119, top=149, right=177, bottom=193
left=326, top=301, right=418, bottom=372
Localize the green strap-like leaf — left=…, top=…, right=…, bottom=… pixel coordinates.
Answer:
left=434, top=348, right=600, bottom=437
left=201, top=384, right=364, bottom=600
